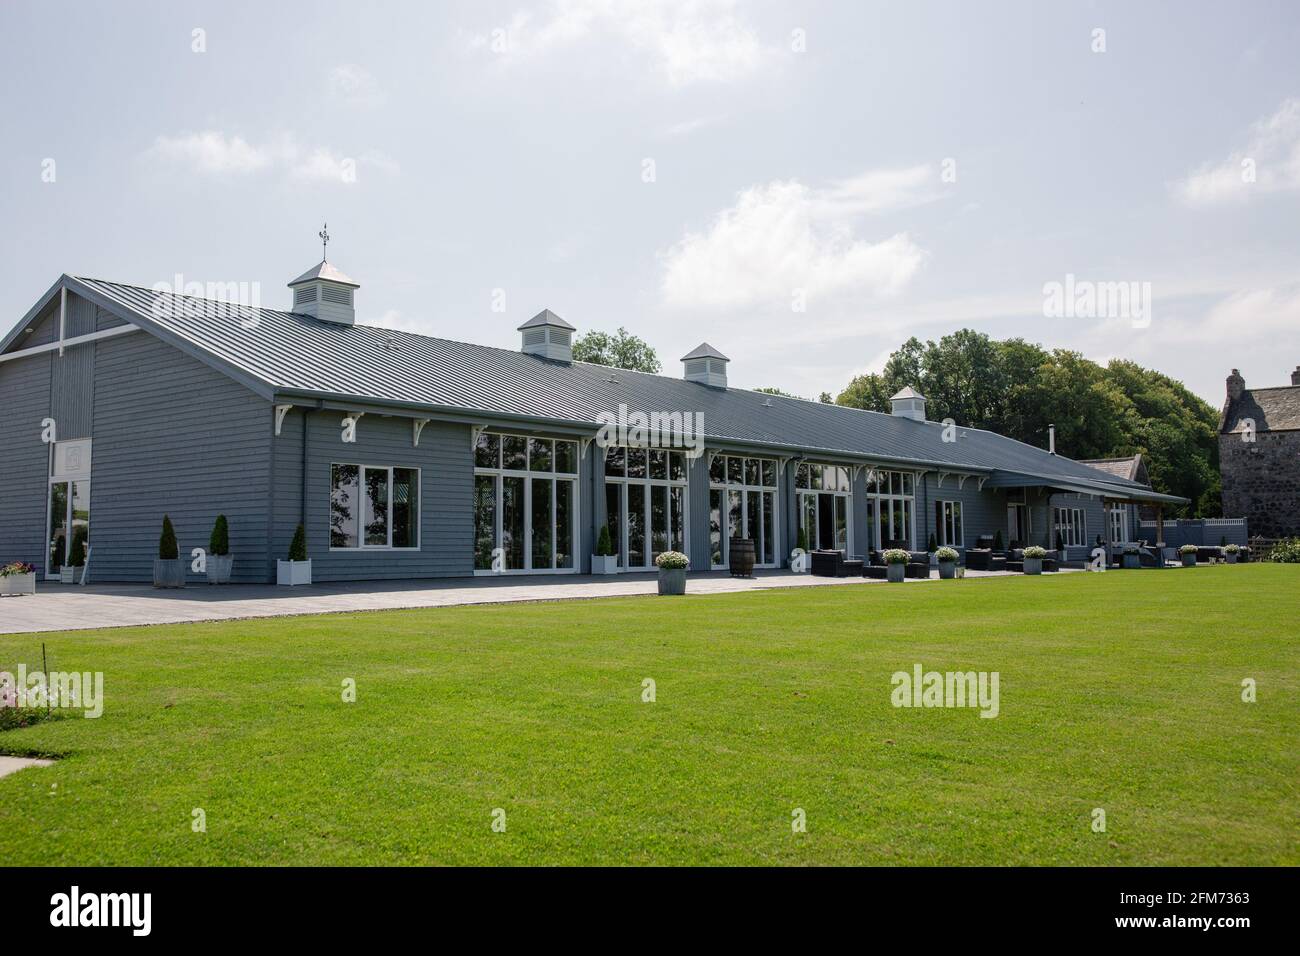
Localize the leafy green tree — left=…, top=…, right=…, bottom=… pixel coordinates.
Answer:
left=572, top=327, right=661, bottom=373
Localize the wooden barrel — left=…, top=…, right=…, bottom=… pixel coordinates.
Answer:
left=729, top=537, right=756, bottom=577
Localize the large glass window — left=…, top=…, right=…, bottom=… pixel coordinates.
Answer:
left=475, top=431, right=579, bottom=573
left=331, top=464, right=419, bottom=550
left=796, top=462, right=853, bottom=553
left=935, top=500, right=963, bottom=547
left=710, top=454, right=779, bottom=569
left=1053, top=506, right=1085, bottom=548
left=872, top=469, right=916, bottom=550
left=605, top=445, right=689, bottom=571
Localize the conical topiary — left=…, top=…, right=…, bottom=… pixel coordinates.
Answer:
left=596, top=524, right=614, bottom=557
left=927, top=532, right=938, bottom=553
left=68, top=526, right=88, bottom=567
left=289, top=523, right=308, bottom=562
left=210, top=514, right=230, bottom=556
left=159, top=515, right=179, bottom=560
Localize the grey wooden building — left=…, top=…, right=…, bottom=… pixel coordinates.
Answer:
left=0, top=262, right=1185, bottom=584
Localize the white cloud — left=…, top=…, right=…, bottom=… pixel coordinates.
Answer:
left=145, top=131, right=397, bottom=185
left=467, top=0, right=769, bottom=87
left=660, top=168, right=935, bottom=310
left=327, top=64, right=384, bottom=106
left=1176, top=98, right=1300, bottom=204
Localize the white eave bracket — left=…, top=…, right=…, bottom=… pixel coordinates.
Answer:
left=413, top=418, right=430, bottom=447
left=470, top=424, right=484, bottom=449
left=977, top=476, right=988, bottom=491
left=274, top=404, right=293, bottom=436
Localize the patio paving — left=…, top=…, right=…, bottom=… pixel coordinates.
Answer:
left=0, top=755, right=55, bottom=779
left=0, top=567, right=1062, bottom=635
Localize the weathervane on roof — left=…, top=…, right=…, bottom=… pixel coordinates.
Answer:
left=319, top=223, right=330, bottom=262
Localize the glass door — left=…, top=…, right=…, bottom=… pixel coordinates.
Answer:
left=46, top=480, right=89, bottom=579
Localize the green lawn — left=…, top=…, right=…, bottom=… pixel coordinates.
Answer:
left=1, top=566, right=1296, bottom=866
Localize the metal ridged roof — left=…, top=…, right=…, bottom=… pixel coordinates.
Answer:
left=69, top=276, right=1182, bottom=501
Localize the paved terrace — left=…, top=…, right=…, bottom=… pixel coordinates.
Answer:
left=0, top=568, right=1085, bottom=635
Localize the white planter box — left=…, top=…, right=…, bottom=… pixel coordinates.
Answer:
left=277, top=559, right=312, bottom=586
left=59, top=566, right=76, bottom=584
left=591, top=555, right=618, bottom=575
left=0, top=572, right=37, bottom=596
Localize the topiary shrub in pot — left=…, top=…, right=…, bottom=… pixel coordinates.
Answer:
left=935, top=545, right=959, bottom=580
left=883, top=548, right=910, bottom=583
left=1179, top=543, right=1198, bottom=567
left=654, top=550, right=689, bottom=595
left=592, top=524, right=618, bottom=575
left=153, top=515, right=187, bottom=588
left=278, top=523, right=312, bottom=586
left=1223, top=543, right=1240, bottom=564
left=64, top=526, right=88, bottom=584
left=992, top=530, right=1004, bottom=553
left=206, top=514, right=233, bottom=584
left=1022, top=545, right=1047, bottom=575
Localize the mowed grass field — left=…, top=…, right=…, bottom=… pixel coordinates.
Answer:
left=0, top=565, right=1295, bottom=866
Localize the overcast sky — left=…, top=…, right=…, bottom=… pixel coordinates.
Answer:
left=3, top=0, right=1298, bottom=407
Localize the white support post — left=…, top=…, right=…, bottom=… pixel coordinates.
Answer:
left=413, top=419, right=430, bottom=447
left=274, top=404, right=293, bottom=436
left=58, top=286, right=67, bottom=357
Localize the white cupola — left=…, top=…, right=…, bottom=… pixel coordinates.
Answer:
left=681, top=342, right=729, bottom=388
left=890, top=386, right=927, bottom=422
left=288, top=260, right=359, bottom=326
left=518, top=309, right=575, bottom=362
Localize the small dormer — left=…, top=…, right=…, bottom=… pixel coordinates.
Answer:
left=288, top=261, right=359, bottom=325
left=518, top=309, right=574, bottom=362
left=682, top=343, right=729, bottom=388
left=890, top=386, right=927, bottom=422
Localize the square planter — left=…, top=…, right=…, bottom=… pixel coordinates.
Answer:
left=886, top=563, right=905, bottom=583
left=938, top=560, right=956, bottom=580
left=153, top=558, right=187, bottom=588
left=277, top=559, right=312, bottom=586
left=657, top=567, right=686, bottom=595
left=0, top=572, right=37, bottom=596
left=59, top=566, right=76, bottom=584
left=1181, top=554, right=1196, bottom=567
left=1023, top=557, right=1043, bottom=575
left=591, top=554, right=618, bottom=575
left=206, top=554, right=233, bottom=585
left=1121, top=553, right=1141, bottom=570
left=1225, top=553, right=1238, bottom=564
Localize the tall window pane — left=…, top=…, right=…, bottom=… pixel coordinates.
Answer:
left=605, top=483, right=622, bottom=563
left=474, top=475, right=496, bottom=570
left=728, top=457, right=743, bottom=485
left=762, top=460, right=776, bottom=487
left=710, top=455, right=725, bottom=484
left=532, top=477, right=553, bottom=569
left=669, top=452, right=686, bottom=481
left=605, top=445, right=626, bottom=477
left=745, top=458, right=759, bottom=486
left=796, top=462, right=809, bottom=489
left=651, top=485, right=668, bottom=560
left=529, top=438, right=553, bottom=472
left=475, top=433, right=500, bottom=469
left=556, top=480, right=574, bottom=568
left=746, top=489, right=760, bottom=554
left=392, top=468, right=419, bottom=548
left=503, top=436, right=527, bottom=471
left=556, top=441, right=578, bottom=474
left=763, top=491, right=776, bottom=563
left=834, top=496, right=848, bottom=552
left=364, top=468, right=390, bottom=546
left=650, top=449, right=667, bottom=480
left=627, top=447, right=647, bottom=479
left=502, top=476, right=525, bottom=570
left=710, top=489, right=723, bottom=565
left=728, top=489, right=742, bottom=544
left=627, top=484, right=645, bottom=567
left=48, top=481, right=68, bottom=571
left=330, top=464, right=359, bottom=548
left=670, top=486, right=685, bottom=553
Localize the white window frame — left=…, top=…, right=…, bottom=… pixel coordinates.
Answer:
left=935, top=499, right=964, bottom=548
left=474, top=432, right=581, bottom=575
left=795, top=461, right=854, bottom=554
left=1108, top=504, right=1129, bottom=544
left=607, top=445, right=691, bottom=572
left=1053, top=506, right=1086, bottom=548
left=870, top=469, right=917, bottom=551
left=329, top=463, right=422, bottom=551
left=708, top=454, right=779, bottom=569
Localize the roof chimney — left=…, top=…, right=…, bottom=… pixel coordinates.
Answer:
left=681, top=343, right=729, bottom=387
left=1291, top=365, right=1300, bottom=386
left=518, top=309, right=574, bottom=362
left=1048, top=424, right=1056, bottom=455
left=1226, top=368, right=1245, bottom=401
left=288, top=261, right=358, bottom=325
left=889, top=386, right=927, bottom=422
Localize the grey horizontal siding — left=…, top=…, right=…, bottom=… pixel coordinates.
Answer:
left=0, top=352, right=54, bottom=571
left=48, top=295, right=98, bottom=440
left=89, top=332, right=271, bottom=583
left=271, top=409, right=475, bottom=582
